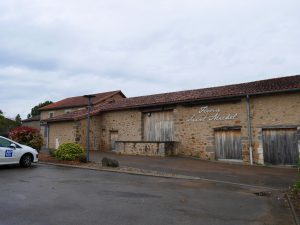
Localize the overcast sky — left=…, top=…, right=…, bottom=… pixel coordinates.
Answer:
left=0, top=0, right=299, bottom=119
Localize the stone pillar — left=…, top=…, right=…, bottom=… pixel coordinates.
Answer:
left=256, top=128, right=264, bottom=164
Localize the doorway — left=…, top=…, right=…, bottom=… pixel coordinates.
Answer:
left=215, top=129, right=242, bottom=160
left=109, top=131, right=118, bottom=151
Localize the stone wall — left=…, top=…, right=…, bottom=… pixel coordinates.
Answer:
left=250, top=92, right=300, bottom=164
left=99, top=110, right=142, bottom=151
left=174, top=100, right=248, bottom=161
left=45, top=91, right=300, bottom=164
left=41, top=108, right=82, bottom=147
left=48, top=121, right=76, bottom=149
left=76, top=116, right=102, bottom=151
left=22, top=120, right=40, bottom=130
left=96, top=91, right=300, bottom=164
left=115, top=141, right=178, bottom=156
left=43, top=93, right=125, bottom=150
left=40, top=108, right=82, bottom=120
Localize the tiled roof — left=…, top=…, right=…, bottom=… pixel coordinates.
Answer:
left=97, top=75, right=300, bottom=112
left=44, top=109, right=87, bottom=122
left=22, top=115, right=40, bottom=122
left=43, top=99, right=111, bottom=123
left=39, top=90, right=125, bottom=111
left=44, top=75, right=300, bottom=123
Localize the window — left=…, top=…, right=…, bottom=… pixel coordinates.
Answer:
left=0, top=137, right=12, bottom=148
left=64, top=109, right=72, bottom=114
left=49, top=112, right=54, bottom=118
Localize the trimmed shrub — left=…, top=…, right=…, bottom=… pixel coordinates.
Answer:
left=55, top=143, right=84, bottom=161
left=49, top=148, right=57, bottom=157
left=8, top=126, right=43, bottom=151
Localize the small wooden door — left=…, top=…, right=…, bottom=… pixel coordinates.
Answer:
left=143, top=111, right=174, bottom=141
left=110, top=131, right=118, bottom=151
left=263, top=128, right=298, bottom=165
left=215, top=129, right=242, bottom=160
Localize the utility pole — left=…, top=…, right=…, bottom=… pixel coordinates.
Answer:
left=83, top=94, right=96, bottom=162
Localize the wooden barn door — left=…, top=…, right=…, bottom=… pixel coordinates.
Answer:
left=143, top=111, right=174, bottom=141
left=262, top=128, right=298, bottom=165
left=215, top=129, right=242, bottom=160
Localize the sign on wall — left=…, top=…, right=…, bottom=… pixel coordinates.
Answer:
left=186, top=106, right=238, bottom=122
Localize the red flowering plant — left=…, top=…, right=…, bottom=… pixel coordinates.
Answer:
left=8, top=126, right=43, bottom=151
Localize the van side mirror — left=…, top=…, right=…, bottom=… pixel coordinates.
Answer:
left=10, top=143, right=16, bottom=149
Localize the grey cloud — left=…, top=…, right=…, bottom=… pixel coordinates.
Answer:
left=0, top=0, right=299, bottom=118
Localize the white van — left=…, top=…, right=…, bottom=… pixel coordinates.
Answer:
left=0, top=136, right=38, bottom=167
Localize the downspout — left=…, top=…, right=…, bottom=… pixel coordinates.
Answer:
left=246, top=95, right=253, bottom=165
left=46, top=124, right=49, bottom=149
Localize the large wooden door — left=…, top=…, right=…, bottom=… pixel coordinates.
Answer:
left=263, top=128, right=298, bottom=165
left=215, top=129, right=242, bottom=160
left=143, top=111, right=174, bottom=141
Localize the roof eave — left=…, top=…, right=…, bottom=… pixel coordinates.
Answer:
left=96, top=88, right=300, bottom=114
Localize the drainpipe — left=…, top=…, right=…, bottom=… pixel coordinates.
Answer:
left=46, top=124, right=49, bottom=149
left=246, top=95, right=253, bottom=165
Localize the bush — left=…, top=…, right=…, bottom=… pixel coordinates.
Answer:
left=49, top=148, right=57, bottom=157
left=8, top=126, right=43, bottom=151
left=55, top=143, right=84, bottom=161
left=292, top=180, right=300, bottom=194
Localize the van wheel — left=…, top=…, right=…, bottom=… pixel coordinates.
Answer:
left=20, top=154, right=32, bottom=168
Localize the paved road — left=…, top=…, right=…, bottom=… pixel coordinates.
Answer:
left=0, top=164, right=293, bottom=225
left=90, top=152, right=297, bottom=190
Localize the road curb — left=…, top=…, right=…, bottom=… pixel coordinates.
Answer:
left=286, top=193, right=300, bottom=225
left=38, top=161, right=282, bottom=191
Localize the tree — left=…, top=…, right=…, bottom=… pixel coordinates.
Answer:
left=15, top=114, right=22, bottom=126
left=0, top=110, right=4, bottom=120
left=28, top=101, right=53, bottom=118
left=0, top=111, right=19, bottom=137
left=9, top=126, right=43, bottom=151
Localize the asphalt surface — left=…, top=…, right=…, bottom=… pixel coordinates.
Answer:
left=0, top=163, right=294, bottom=225
left=90, top=151, right=297, bottom=190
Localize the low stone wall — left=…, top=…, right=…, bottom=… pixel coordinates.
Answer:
left=115, top=141, right=179, bottom=156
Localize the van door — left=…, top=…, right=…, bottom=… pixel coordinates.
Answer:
left=0, top=137, right=17, bottom=163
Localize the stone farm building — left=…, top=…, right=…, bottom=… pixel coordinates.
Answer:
left=40, top=75, right=300, bottom=165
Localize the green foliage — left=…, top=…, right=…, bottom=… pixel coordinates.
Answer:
left=28, top=101, right=53, bottom=118
left=49, top=148, right=57, bottom=157
left=0, top=111, right=19, bottom=137
left=55, top=143, right=85, bottom=161
left=292, top=180, right=300, bottom=194
left=8, top=126, right=43, bottom=151
left=15, top=114, right=22, bottom=126
left=292, top=160, right=300, bottom=194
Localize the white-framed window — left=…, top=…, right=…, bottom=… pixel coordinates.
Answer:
left=49, top=112, right=54, bottom=118
left=64, top=109, right=72, bottom=114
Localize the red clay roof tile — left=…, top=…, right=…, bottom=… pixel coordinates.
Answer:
left=44, top=75, right=300, bottom=123
left=39, top=90, right=125, bottom=111
left=97, top=75, right=300, bottom=112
